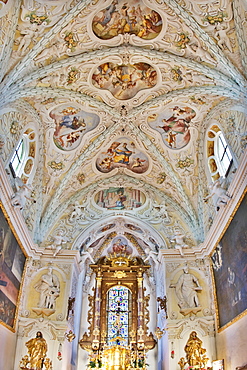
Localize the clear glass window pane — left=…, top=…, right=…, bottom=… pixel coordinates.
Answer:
left=217, top=133, right=232, bottom=177
left=10, top=139, right=24, bottom=176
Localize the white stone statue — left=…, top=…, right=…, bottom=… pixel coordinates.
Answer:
left=214, top=22, right=233, bottom=53
left=170, top=229, right=189, bottom=257
left=143, top=247, right=159, bottom=266
left=17, top=24, right=39, bottom=55
left=170, top=264, right=202, bottom=315
left=34, top=267, right=60, bottom=310
left=152, top=201, right=169, bottom=220
left=46, top=231, right=67, bottom=257
left=69, top=200, right=86, bottom=222
left=80, top=247, right=95, bottom=265
left=203, top=178, right=231, bottom=210
left=11, top=178, right=35, bottom=210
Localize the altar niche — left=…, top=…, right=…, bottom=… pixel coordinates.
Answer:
left=79, top=255, right=156, bottom=369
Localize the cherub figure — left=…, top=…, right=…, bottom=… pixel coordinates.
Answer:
left=11, top=178, right=36, bottom=210
left=214, top=22, right=233, bottom=53
left=203, top=178, right=231, bottom=210
left=80, top=247, right=95, bottom=265
left=46, top=231, right=67, bottom=257
left=143, top=247, right=159, bottom=266
left=17, top=23, right=39, bottom=55
left=170, top=228, right=189, bottom=257
left=69, top=200, right=87, bottom=222
left=152, top=201, right=169, bottom=221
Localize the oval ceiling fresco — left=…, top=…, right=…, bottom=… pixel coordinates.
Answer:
left=92, top=0, right=163, bottom=40
left=95, top=137, right=149, bottom=173
left=147, top=105, right=196, bottom=150
left=95, top=187, right=146, bottom=210
left=50, top=105, right=100, bottom=151
left=92, top=62, right=157, bottom=100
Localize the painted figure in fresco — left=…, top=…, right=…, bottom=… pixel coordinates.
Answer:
left=92, top=0, right=162, bottom=40
left=113, top=142, right=132, bottom=164
left=148, top=106, right=195, bottom=150
left=105, top=188, right=126, bottom=209
left=97, top=139, right=148, bottom=174
left=92, top=62, right=157, bottom=100
left=112, top=238, right=128, bottom=254
left=50, top=107, right=100, bottom=151
left=25, top=331, right=48, bottom=370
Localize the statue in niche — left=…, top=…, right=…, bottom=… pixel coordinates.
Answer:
left=170, top=228, right=189, bottom=256
left=170, top=264, right=202, bottom=315
left=34, top=267, right=60, bottom=313
left=203, top=177, right=231, bottom=210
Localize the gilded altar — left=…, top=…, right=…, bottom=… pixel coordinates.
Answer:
left=80, top=255, right=156, bottom=370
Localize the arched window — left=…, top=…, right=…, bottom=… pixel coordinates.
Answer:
left=107, top=285, right=131, bottom=346
left=206, top=124, right=233, bottom=180
left=9, top=138, right=25, bottom=177
left=8, top=128, right=37, bottom=183
left=216, top=132, right=233, bottom=177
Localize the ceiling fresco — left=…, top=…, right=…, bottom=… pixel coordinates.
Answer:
left=0, top=0, right=246, bottom=261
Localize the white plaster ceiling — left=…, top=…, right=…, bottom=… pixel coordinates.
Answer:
left=0, top=0, right=246, bottom=258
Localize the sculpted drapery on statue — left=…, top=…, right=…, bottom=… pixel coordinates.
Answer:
left=34, top=267, right=60, bottom=310
left=170, top=264, right=202, bottom=315
left=184, top=331, right=209, bottom=368
left=24, top=331, right=48, bottom=370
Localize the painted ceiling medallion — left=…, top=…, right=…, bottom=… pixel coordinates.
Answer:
left=96, top=138, right=149, bottom=173
left=148, top=106, right=196, bottom=150
left=95, top=187, right=146, bottom=210
left=92, top=62, right=157, bottom=100
left=92, top=0, right=162, bottom=40
left=108, top=236, right=133, bottom=256
left=50, top=105, right=100, bottom=151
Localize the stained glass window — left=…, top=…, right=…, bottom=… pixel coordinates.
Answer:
left=107, top=285, right=131, bottom=346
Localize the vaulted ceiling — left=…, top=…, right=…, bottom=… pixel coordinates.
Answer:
left=0, top=0, right=246, bottom=259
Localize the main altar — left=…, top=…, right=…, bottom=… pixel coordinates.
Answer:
left=80, top=254, right=156, bottom=370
